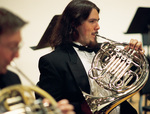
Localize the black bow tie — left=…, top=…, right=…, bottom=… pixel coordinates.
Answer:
left=72, top=43, right=95, bottom=53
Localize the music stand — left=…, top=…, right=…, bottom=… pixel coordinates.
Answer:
left=125, top=7, right=150, bottom=56
left=31, top=15, right=60, bottom=50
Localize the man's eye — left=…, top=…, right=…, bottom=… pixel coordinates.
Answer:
left=89, top=20, right=95, bottom=23
left=88, top=19, right=99, bottom=24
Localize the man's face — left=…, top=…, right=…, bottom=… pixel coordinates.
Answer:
left=76, top=8, right=100, bottom=47
left=0, top=30, right=22, bottom=74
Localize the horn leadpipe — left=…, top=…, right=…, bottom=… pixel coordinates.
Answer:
left=96, top=34, right=128, bottom=46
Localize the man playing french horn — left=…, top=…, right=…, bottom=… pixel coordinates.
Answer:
left=0, top=7, right=75, bottom=114
left=37, top=0, right=148, bottom=114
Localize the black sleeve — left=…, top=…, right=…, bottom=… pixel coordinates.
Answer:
left=120, top=101, right=137, bottom=114
left=36, top=56, right=64, bottom=101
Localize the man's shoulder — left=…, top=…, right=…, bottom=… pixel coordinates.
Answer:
left=39, top=44, right=77, bottom=65
left=0, top=70, right=19, bottom=78
left=0, top=70, right=21, bottom=89
left=41, top=44, right=75, bottom=58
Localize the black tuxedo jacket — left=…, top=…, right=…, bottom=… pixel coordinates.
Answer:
left=0, top=70, right=21, bottom=89
left=37, top=44, right=137, bottom=114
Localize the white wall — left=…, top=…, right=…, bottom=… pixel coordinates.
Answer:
left=0, top=0, right=150, bottom=85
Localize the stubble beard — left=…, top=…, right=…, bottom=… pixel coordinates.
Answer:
left=88, top=37, right=98, bottom=48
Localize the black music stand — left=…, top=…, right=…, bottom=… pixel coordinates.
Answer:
left=31, top=15, right=60, bottom=50
left=125, top=7, right=150, bottom=56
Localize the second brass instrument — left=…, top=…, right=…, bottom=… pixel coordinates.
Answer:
left=0, top=62, right=61, bottom=114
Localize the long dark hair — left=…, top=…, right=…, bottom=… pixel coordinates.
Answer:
left=49, top=0, right=100, bottom=48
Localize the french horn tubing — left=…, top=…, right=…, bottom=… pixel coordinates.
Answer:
left=0, top=62, right=61, bottom=114
left=83, top=35, right=149, bottom=114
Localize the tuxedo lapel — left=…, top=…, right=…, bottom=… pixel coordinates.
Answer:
left=66, top=45, right=90, bottom=94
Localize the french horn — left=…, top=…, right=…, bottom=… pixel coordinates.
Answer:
left=0, top=62, right=61, bottom=114
left=83, top=35, right=149, bottom=114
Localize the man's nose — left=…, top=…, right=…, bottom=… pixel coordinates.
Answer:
left=95, top=22, right=100, bottom=30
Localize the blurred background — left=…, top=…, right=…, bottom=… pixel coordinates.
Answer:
left=0, top=0, right=150, bottom=113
